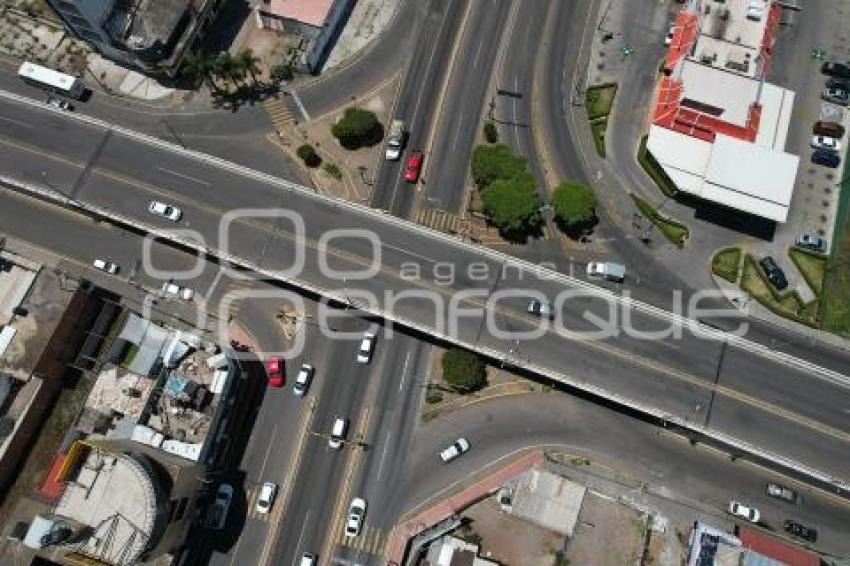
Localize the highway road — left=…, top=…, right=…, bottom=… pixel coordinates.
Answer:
left=1, top=167, right=848, bottom=562
left=0, top=94, right=849, bottom=489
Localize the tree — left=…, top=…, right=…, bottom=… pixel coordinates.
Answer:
left=296, top=144, right=322, bottom=167
left=331, top=107, right=380, bottom=149
left=271, top=62, right=294, bottom=83
left=237, top=48, right=262, bottom=84
left=482, top=177, right=541, bottom=236
left=181, top=51, right=221, bottom=93
left=471, top=144, right=526, bottom=188
left=551, top=180, right=597, bottom=233
left=441, top=348, right=487, bottom=393
left=483, top=120, right=498, bottom=143
left=213, top=52, right=243, bottom=87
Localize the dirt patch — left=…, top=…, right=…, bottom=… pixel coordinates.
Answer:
left=461, top=497, right=564, bottom=566
left=564, top=493, right=648, bottom=566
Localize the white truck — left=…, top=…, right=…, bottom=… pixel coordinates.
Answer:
left=586, top=261, right=626, bottom=282
left=385, top=119, right=405, bottom=160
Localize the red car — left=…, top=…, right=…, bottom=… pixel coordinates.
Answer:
left=265, top=357, right=284, bottom=387
left=404, top=152, right=424, bottom=183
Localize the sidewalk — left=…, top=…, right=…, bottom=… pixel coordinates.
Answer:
left=323, top=0, right=402, bottom=71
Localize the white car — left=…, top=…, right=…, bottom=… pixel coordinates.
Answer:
left=728, top=500, right=760, bottom=523
left=664, top=23, right=675, bottom=46
left=293, top=363, right=314, bottom=397
left=92, top=258, right=119, bottom=274
left=811, top=135, right=840, bottom=152
left=148, top=200, right=182, bottom=221
left=207, top=483, right=233, bottom=530
left=299, top=554, right=317, bottom=566
left=439, top=438, right=471, bottom=463
left=161, top=282, right=195, bottom=300
left=357, top=332, right=376, bottom=363
left=345, top=497, right=367, bottom=537
left=329, top=417, right=348, bottom=450
left=256, top=481, right=278, bottom=514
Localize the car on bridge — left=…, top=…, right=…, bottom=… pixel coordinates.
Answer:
left=148, top=200, right=182, bottom=221
left=345, top=497, right=367, bottom=537
left=728, top=500, right=760, bottom=523
left=527, top=299, right=554, bottom=319
left=265, top=356, right=284, bottom=387
left=404, top=152, right=424, bottom=183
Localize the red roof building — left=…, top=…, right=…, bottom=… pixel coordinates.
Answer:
left=738, top=527, right=819, bottom=566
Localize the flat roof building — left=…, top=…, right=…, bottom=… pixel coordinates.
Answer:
left=647, top=0, right=798, bottom=222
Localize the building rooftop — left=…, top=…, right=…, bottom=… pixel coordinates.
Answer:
left=259, top=0, right=335, bottom=27
left=738, top=527, right=819, bottom=566
left=55, top=448, right=159, bottom=564
left=501, top=468, right=586, bottom=536
left=125, top=0, right=190, bottom=49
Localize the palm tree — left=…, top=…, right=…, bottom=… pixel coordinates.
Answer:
left=237, top=48, right=262, bottom=84
left=181, top=51, right=222, bottom=93
left=212, top=52, right=242, bottom=89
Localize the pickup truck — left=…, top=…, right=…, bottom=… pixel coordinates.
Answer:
left=586, top=261, right=626, bottom=282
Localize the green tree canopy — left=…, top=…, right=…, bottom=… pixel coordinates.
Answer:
left=551, top=180, right=597, bottom=233
left=331, top=107, right=380, bottom=149
left=441, top=348, right=487, bottom=393
left=471, top=143, right=526, bottom=188
left=482, top=177, right=542, bottom=236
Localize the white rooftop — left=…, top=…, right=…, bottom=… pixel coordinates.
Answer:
left=681, top=61, right=757, bottom=125
left=693, top=0, right=770, bottom=78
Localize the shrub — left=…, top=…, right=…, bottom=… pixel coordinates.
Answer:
left=482, top=177, right=541, bottom=236
left=331, top=107, right=380, bottom=149
left=551, top=181, right=597, bottom=233
left=470, top=143, right=526, bottom=188
left=483, top=120, right=498, bottom=143
left=323, top=162, right=342, bottom=180
left=270, top=63, right=294, bottom=82
left=441, top=348, right=487, bottom=393
left=296, top=144, right=321, bottom=167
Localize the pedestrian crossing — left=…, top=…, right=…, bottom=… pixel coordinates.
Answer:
left=264, top=98, right=296, bottom=131
left=416, top=208, right=460, bottom=233
left=332, top=524, right=386, bottom=555
left=245, top=484, right=272, bottom=522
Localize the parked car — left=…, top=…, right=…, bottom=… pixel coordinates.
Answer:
left=92, top=258, right=119, bottom=274
left=439, top=438, right=471, bottom=463
left=821, top=61, right=850, bottom=79
left=795, top=233, right=827, bottom=253
left=728, top=500, right=760, bottom=523
left=812, top=148, right=841, bottom=168
left=783, top=520, right=817, bottom=542
left=357, top=332, right=376, bottom=363
left=256, top=481, right=278, bottom=514
left=45, top=95, right=72, bottom=111
left=329, top=417, right=348, bottom=449
left=813, top=120, right=845, bottom=138
left=148, top=200, right=182, bottom=221
left=527, top=299, right=554, bottom=319
left=161, top=282, right=195, bottom=300
left=826, top=76, right=850, bottom=90
left=822, top=86, right=849, bottom=105
left=293, top=363, right=314, bottom=397
left=265, top=356, right=284, bottom=387
left=758, top=256, right=788, bottom=291
left=207, top=483, right=233, bottom=530
left=404, top=152, right=424, bottom=183
left=345, top=497, right=367, bottom=537
left=811, top=135, right=840, bottom=152
left=766, top=482, right=798, bottom=504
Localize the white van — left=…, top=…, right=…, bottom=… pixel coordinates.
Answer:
left=329, top=417, right=348, bottom=449
left=299, top=553, right=316, bottom=566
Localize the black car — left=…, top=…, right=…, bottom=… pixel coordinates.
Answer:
left=827, top=76, right=850, bottom=90
left=812, top=148, right=841, bottom=168
left=759, top=256, right=788, bottom=291
left=821, top=61, right=850, bottom=79
left=783, top=520, right=817, bottom=542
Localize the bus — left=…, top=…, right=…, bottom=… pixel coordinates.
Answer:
left=17, top=62, right=85, bottom=99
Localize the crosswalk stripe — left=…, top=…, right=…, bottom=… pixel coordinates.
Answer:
left=263, top=99, right=296, bottom=130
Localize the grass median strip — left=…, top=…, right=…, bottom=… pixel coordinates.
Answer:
left=789, top=248, right=826, bottom=296
left=637, top=135, right=677, bottom=197
left=631, top=194, right=688, bottom=247
left=585, top=83, right=617, bottom=158
left=711, top=247, right=742, bottom=283
left=741, top=253, right=819, bottom=327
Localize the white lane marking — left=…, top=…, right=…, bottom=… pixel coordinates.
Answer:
left=257, top=423, right=280, bottom=480
left=205, top=267, right=225, bottom=298
left=399, top=351, right=412, bottom=393
left=381, top=242, right=440, bottom=264
left=0, top=115, right=31, bottom=128
left=452, top=109, right=466, bottom=151
left=376, top=431, right=392, bottom=481
left=156, top=166, right=211, bottom=186
left=290, top=89, right=311, bottom=122
left=292, top=509, right=311, bottom=562
left=473, top=38, right=484, bottom=69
